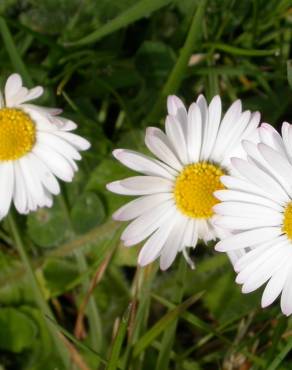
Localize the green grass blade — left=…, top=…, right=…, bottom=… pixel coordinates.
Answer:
left=45, top=315, right=109, bottom=366
left=133, top=293, right=203, bottom=357
left=155, top=258, right=187, bottom=370
left=266, top=337, right=292, bottom=370
left=64, top=0, right=172, bottom=47
left=106, top=304, right=132, bottom=370
left=205, top=42, right=278, bottom=56
left=287, top=60, right=292, bottom=89
left=146, top=0, right=206, bottom=123
left=0, top=17, right=32, bottom=86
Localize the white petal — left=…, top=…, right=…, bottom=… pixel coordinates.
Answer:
left=234, top=236, right=285, bottom=272
left=165, top=115, right=188, bottom=164
left=242, top=246, right=289, bottom=293
left=280, top=268, right=292, bottom=315
left=33, top=143, right=74, bottom=182
left=200, top=95, right=221, bottom=160
left=214, top=189, right=283, bottom=212
left=160, top=214, right=188, bottom=270
left=0, top=162, right=14, bottom=218
left=213, top=201, right=281, bottom=219
left=281, top=121, right=292, bottom=160
left=138, top=215, right=177, bottom=266
left=55, top=131, right=90, bottom=151
left=113, top=149, right=174, bottom=179
left=220, top=175, right=277, bottom=201
left=231, top=158, right=289, bottom=204
left=186, top=102, right=202, bottom=162
left=259, top=123, right=286, bottom=157
left=213, top=214, right=282, bottom=230
left=236, top=240, right=288, bottom=284
left=121, top=202, right=176, bottom=246
left=145, top=127, right=183, bottom=171
left=215, top=227, right=282, bottom=251
left=107, top=176, right=173, bottom=196
left=196, top=95, right=208, bottom=127
left=262, top=259, right=291, bottom=308
left=167, top=95, right=188, bottom=135
left=4, top=73, right=22, bottom=106
left=212, top=100, right=242, bottom=159
left=37, top=132, right=82, bottom=161
left=13, top=162, right=28, bottom=214
left=112, top=193, right=172, bottom=221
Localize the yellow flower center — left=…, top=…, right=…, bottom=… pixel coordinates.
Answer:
left=0, top=108, right=36, bottom=161
left=174, top=162, right=225, bottom=219
left=283, top=202, right=292, bottom=240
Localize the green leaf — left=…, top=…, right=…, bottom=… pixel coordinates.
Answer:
left=71, top=191, right=106, bottom=234
left=27, top=201, right=69, bottom=248
left=43, top=258, right=78, bottom=296
left=0, top=307, right=37, bottom=352
left=135, top=41, right=176, bottom=87
left=64, top=0, right=173, bottom=46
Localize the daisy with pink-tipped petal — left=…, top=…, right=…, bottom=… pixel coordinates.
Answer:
left=0, top=73, right=90, bottom=218
left=107, top=94, right=260, bottom=270
left=214, top=121, right=292, bottom=316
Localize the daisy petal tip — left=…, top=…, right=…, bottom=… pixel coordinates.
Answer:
left=106, top=181, right=118, bottom=192
left=112, top=149, right=124, bottom=159
left=214, top=242, right=225, bottom=252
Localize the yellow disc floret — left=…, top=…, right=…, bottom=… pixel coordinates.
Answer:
left=283, top=202, right=292, bottom=240
left=0, top=108, right=36, bottom=161
left=174, top=162, right=225, bottom=219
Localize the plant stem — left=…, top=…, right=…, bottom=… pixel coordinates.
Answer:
left=7, top=212, right=70, bottom=366
left=58, top=194, right=103, bottom=352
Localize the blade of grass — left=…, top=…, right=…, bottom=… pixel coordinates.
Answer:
left=155, top=257, right=187, bottom=370
left=204, top=42, right=278, bottom=56
left=152, top=293, right=264, bottom=366
left=287, top=60, right=292, bottom=89
left=133, top=292, right=203, bottom=358
left=146, top=0, right=206, bottom=123
left=64, top=0, right=173, bottom=47
left=106, top=304, right=132, bottom=370
left=0, top=17, right=32, bottom=86
left=45, top=315, right=110, bottom=367
left=266, top=336, right=292, bottom=370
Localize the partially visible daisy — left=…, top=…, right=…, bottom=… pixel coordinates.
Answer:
left=107, top=94, right=260, bottom=270
left=214, top=122, right=292, bottom=315
left=0, top=73, right=90, bottom=218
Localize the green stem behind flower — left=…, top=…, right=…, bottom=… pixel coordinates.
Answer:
left=7, top=212, right=70, bottom=367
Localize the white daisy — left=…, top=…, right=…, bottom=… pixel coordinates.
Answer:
left=107, top=94, right=260, bottom=270
left=0, top=73, right=90, bottom=218
left=214, top=121, right=292, bottom=316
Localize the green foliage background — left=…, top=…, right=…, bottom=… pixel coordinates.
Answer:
left=0, top=0, right=292, bottom=369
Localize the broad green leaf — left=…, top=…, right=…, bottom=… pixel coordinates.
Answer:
left=27, top=200, right=68, bottom=248
left=71, top=191, right=106, bottom=234
left=0, top=307, right=37, bottom=352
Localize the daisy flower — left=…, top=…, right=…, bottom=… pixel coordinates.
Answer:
left=0, top=73, right=90, bottom=218
left=107, top=94, right=260, bottom=270
left=214, top=122, right=292, bottom=316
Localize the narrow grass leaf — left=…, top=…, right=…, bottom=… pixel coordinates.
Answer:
left=133, top=293, right=202, bottom=357
left=146, top=0, right=206, bottom=123
left=0, top=17, right=32, bottom=86
left=266, top=337, right=292, bottom=370
left=64, top=0, right=172, bottom=46
left=205, top=42, right=278, bottom=56
left=287, top=60, right=292, bottom=89
left=106, top=304, right=132, bottom=370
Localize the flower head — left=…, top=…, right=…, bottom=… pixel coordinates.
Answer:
left=0, top=73, right=90, bottom=218
left=107, top=95, right=260, bottom=270
left=214, top=122, right=292, bottom=315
